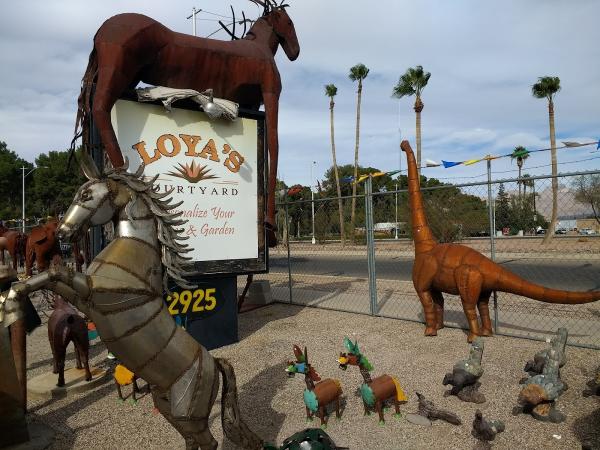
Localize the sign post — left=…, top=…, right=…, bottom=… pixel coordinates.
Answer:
left=111, top=94, right=267, bottom=349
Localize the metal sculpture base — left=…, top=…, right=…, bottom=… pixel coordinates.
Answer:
left=28, top=366, right=108, bottom=400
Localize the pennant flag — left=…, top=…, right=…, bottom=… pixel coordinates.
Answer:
left=442, top=160, right=463, bottom=168
left=483, top=154, right=500, bottom=161
left=562, top=141, right=584, bottom=148
left=597, top=140, right=600, bottom=150
left=287, top=185, right=303, bottom=196
left=357, top=174, right=369, bottom=183
left=371, top=172, right=386, bottom=178
left=463, top=158, right=482, bottom=166
left=386, top=170, right=402, bottom=176
left=512, top=148, right=529, bottom=158
left=425, top=159, right=440, bottom=167
left=341, top=176, right=354, bottom=183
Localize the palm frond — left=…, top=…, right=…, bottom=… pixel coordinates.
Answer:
left=325, top=83, right=338, bottom=98
left=349, top=63, right=370, bottom=81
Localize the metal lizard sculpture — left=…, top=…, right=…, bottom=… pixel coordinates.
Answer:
left=73, top=0, right=299, bottom=246
left=1, top=154, right=262, bottom=450
left=401, top=139, right=600, bottom=342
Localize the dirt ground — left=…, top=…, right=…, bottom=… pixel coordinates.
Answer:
left=20, top=301, right=600, bottom=450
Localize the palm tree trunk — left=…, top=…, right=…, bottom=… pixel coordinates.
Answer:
left=350, top=79, right=363, bottom=242
left=415, top=96, right=424, bottom=176
left=543, top=99, right=558, bottom=244
left=518, top=163, right=522, bottom=198
left=330, top=98, right=345, bottom=246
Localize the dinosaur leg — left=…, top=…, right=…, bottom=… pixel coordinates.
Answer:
left=455, top=266, right=483, bottom=342
left=417, top=291, right=438, bottom=336
left=478, top=291, right=493, bottom=337
left=431, top=290, right=445, bottom=330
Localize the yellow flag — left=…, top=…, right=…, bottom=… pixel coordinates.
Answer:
left=464, top=159, right=481, bottom=166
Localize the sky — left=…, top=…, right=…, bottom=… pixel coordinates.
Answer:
left=1, top=0, right=599, bottom=189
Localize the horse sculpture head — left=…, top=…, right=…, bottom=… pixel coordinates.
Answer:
left=253, top=0, right=299, bottom=61
left=57, top=154, right=120, bottom=241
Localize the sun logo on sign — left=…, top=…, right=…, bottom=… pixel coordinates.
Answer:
left=166, top=161, right=219, bottom=183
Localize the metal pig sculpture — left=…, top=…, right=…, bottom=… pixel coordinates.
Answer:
left=48, top=295, right=91, bottom=387
left=0, top=154, right=262, bottom=450
left=401, top=140, right=600, bottom=342
left=73, top=0, right=299, bottom=246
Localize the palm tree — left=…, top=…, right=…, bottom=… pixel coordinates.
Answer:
left=532, top=76, right=561, bottom=243
left=510, top=146, right=529, bottom=197
left=392, top=65, right=431, bottom=174
left=521, top=173, right=534, bottom=197
left=349, top=63, right=369, bottom=241
left=325, top=83, right=345, bottom=245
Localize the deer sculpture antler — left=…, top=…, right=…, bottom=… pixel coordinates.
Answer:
left=219, top=6, right=253, bottom=40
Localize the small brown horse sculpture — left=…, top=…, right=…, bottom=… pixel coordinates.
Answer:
left=0, top=225, right=26, bottom=271
left=74, top=0, right=300, bottom=245
left=48, top=295, right=91, bottom=387
left=25, top=219, right=61, bottom=276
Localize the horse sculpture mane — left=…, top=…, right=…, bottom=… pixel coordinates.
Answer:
left=101, top=163, right=194, bottom=290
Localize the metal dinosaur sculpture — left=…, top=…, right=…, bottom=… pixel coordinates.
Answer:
left=401, top=139, right=600, bottom=342
left=1, top=154, right=262, bottom=450
left=73, top=0, right=299, bottom=246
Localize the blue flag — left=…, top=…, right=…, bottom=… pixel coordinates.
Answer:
left=442, top=160, right=463, bottom=168
left=341, top=176, right=354, bottom=183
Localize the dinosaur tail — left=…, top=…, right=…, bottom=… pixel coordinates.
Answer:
left=214, top=358, right=263, bottom=450
left=401, top=140, right=437, bottom=253
left=495, top=262, right=600, bottom=304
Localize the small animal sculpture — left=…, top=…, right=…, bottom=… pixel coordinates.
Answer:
left=415, top=392, right=461, bottom=425
left=263, top=428, right=348, bottom=450
left=517, top=347, right=566, bottom=423
left=523, top=327, right=568, bottom=376
left=114, top=363, right=149, bottom=403
left=48, top=295, right=92, bottom=387
left=338, top=338, right=407, bottom=424
left=401, top=139, right=600, bottom=342
left=472, top=409, right=505, bottom=442
left=74, top=0, right=300, bottom=247
left=25, top=218, right=61, bottom=276
left=286, top=345, right=343, bottom=428
left=443, top=338, right=486, bottom=403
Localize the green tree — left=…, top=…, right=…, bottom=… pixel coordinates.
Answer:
left=348, top=63, right=369, bottom=242
left=29, top=150, right=85, bottom=218
left=325, top=83, right=345, bottom=245
left=574, top=175, right=600, bottom=226
left=510, top=146, right=530, bottom=197
left=495, top=183, right=511, bottom=232
left=392, top=65, right=431, bottom=174
left=532, top=76, right=561, bottom=242
left=0, top=141, right=32, bottom=221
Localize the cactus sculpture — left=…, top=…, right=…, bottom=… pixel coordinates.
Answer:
left=443, top=337, right=485, bottom=403
left=523, top=327, right=568, bottom=376
left=472, top=409, right=505, bottom=442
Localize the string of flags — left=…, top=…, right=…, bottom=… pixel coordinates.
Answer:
left=340, top=139, right=600, bottom=184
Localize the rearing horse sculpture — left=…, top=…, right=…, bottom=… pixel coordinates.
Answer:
left=74, top=0, right=299, bottom=246
left=2, top=154, right=263, bottom=450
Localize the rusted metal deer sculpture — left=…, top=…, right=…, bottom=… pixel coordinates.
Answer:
left=286, top=345, right=343, bottom=428
left=74, top=0, right=299, bottom=246
left=0, top=225, right=26, bottom=271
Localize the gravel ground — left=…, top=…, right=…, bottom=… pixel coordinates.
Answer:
left=23, top=302, right=600, bottom=450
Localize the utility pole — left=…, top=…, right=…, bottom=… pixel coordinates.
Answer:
left=394, top=182, right=398, bottom=239
left=310, top=161, right=316, bottom=245
left=187, top=7, right=201, bottom=36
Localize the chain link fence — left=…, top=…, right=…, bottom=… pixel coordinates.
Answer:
left=260, top=170, right=600, bottom=349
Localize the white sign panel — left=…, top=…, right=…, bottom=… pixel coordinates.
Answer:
left=111, top=99, right=260, bottom=263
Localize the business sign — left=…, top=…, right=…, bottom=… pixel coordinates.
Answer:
left=110, top=97, right=267, bottom=275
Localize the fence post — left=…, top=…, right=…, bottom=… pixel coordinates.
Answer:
left=486, top=159, right=499, bottom=333
left=365, top=177, right=378, bottom=315
left=284, top=202, right=293, bottom=304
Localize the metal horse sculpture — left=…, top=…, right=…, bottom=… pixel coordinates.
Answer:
left=74, top=0, right=299, bottom=245
left=2, top=155, right=263, bottom=450
left=0, top=225, right=26, bottom=271
left=48, top=295, right=91, bottom=387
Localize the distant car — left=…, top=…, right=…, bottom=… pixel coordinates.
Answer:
left=555, top=228, right=567, bottom=235
left=579, top=228, right=596, bottom=235
left=536, top=228, right=546, bottom=235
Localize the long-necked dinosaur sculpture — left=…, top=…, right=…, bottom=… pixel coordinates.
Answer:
left=401, top=140, right=600, bottom=342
